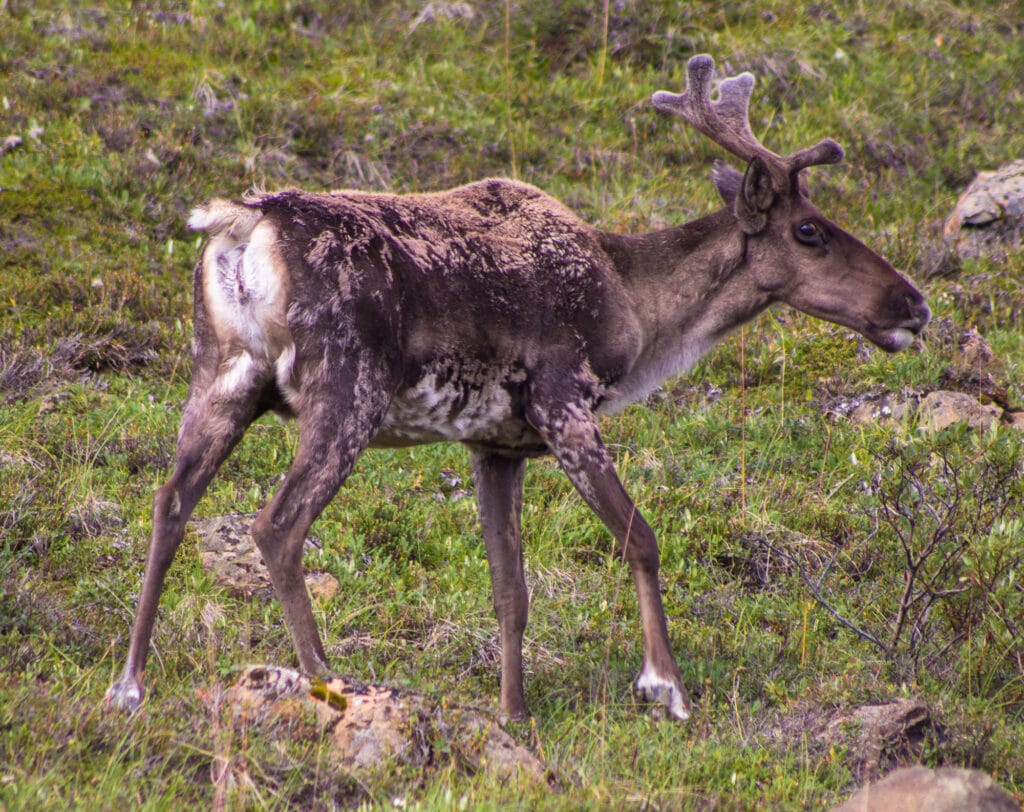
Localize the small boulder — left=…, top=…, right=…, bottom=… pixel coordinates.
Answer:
left=831, top=766, right=1018, bottom=812
left=817, top=384, right=918, bottom=425
left=941, top=159, right=1024, bottom=265
left=915, top=390, right=1002, bottom=434
left=823, top=699, right=934, bottom=781
left=226, top=665, right=553, bottom=784
left=847, top=392, right=913, bottom=425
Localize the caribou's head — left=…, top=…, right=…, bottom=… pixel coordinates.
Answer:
left=653, top=55, right=929, bottom=352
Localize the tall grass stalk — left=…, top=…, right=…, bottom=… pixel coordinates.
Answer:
left=503, top=0, right=519, bottom=179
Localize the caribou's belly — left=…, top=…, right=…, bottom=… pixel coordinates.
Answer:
left=372, top=362, right=541, bottom=450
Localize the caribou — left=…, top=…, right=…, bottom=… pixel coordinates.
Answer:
left=106, top=55, right=929, bottom=721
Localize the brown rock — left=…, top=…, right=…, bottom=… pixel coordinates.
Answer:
left=832, top=766, right=1018, bottom=812
left=1004, top=410, right=1024, bottom=430
left=226, top=665, right=553, bottom=784
left=823, top=699, right=933, bottom=781
left=305, top=571, right=341, bottom=602
left=848, top=393, right=900, bottom=425
left=916, top=390, right=1002, bottom=434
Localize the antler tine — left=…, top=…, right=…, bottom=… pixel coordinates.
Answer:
left=652, top=54, right=775, bottom=166
left=785, top=139, right=844, bottom=173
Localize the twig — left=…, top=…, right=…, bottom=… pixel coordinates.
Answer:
left=765, top=538, right=888, bottom=653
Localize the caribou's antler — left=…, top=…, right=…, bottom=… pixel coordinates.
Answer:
left=653, top=55, right=844, bottom=188
left=652, top=55, right=767, bottom=165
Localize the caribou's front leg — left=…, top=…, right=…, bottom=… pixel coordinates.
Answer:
left=527, top=392, right=691, bottom=722
left=471, top=450, right=529, bottom=722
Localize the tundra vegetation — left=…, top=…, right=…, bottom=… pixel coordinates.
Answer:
left=1, top=1, right=1023, bottom=809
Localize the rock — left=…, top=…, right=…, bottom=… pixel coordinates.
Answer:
left=915, top=390, right=1002, bottom=433
left=831, top=766, right=1018, bottom=812
left=848, top=392, right=909, bottom=425
left=957, top=328, right=994, bottom=368
left=193, top=513, right=340, bottom=602
left=830, top=388, right=927, bottom=426
left=823, top=699, right=933, bottom=781
left=226, top=665, right=553, bottom=784
left=942, top=159, right=1024, bottom=264
left=817, top=385, right=918, bottom=424
left=305, top=571, right=340, bottom=602
left=1, top=135, right=23, bottom=156
left=408, top=2, right=475, bottom=32
left=822, top=375, right=1014, bottom=434
left=1004, top=409, right=1024, bottom=430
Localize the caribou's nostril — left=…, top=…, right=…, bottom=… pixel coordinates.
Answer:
left=892, top=288, right=931, bottom=330
left=905, top=294, right=931, bottom=327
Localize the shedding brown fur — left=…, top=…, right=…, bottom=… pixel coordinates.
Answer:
left=107, top=56, right=928, bottom=722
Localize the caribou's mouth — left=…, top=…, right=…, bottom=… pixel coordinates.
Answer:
left=873, top=326, right=918, bottom=353
left=866, top=297, right=930, bottom=353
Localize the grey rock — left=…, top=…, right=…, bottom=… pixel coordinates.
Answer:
left=848, top=392, right=910, bottom=424
left=192, top=513, right=338, bottom=601
left=942, top=159, right=1024, bottom=263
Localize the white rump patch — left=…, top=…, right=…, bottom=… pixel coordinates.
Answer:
left=215, top=351, right=257, bottom=395
left=200, top=212, right=293, bottom=393
left=189, top=200, right=296, bottom=406
left=275, top=343, right=299, bottom=405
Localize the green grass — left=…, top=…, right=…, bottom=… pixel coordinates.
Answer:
left=3, top=1, right=1024, bottom=808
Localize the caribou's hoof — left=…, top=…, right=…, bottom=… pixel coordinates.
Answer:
left=105, top=678, right=143, bottom=713
left=634, top=667, right=691, bottom=722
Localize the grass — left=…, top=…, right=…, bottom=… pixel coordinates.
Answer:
left=2, top=0, right=1024, bottom=808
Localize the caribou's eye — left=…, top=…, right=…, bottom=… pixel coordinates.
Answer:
left=794, top=220, right=824, bottom=246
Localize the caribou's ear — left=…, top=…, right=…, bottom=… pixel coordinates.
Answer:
left=711, top=160, right=743, bottom=205
left=735, top=155, right=775, bottom=234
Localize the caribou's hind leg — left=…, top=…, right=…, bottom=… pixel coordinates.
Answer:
left=106, top=373, right=268, bottom=711
left=249, top=363, right=394, bottom=677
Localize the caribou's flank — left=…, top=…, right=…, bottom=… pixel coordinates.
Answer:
left=106, top=55, right=929, bottom=722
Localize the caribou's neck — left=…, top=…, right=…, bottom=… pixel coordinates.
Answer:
left=597, top=209, right=773, bottom=411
